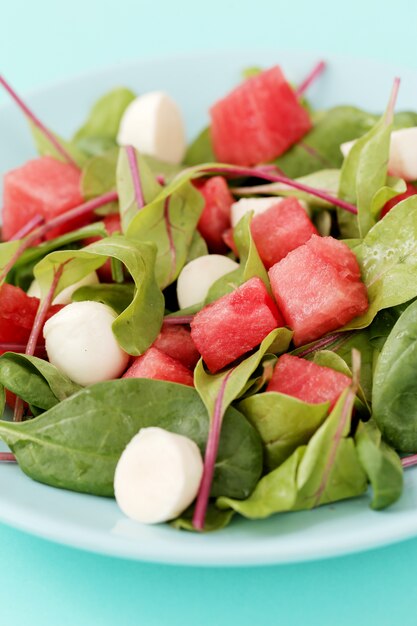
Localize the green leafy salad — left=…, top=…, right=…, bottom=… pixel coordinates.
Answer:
left=0, top=60, right=416, bottom=532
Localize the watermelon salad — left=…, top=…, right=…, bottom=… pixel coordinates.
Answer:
left=0, top=60, right=417, bottom=532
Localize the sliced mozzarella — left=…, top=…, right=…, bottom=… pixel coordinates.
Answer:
left=341, top=127, right=417, bottom=181
left=231, top=197, right=283, bottom=228
left=176, top=254, right=239, bottom=309
left=114, top=427, right=203, bottom=524
left=117, top=91, right=186, bottom=164
left=27, top=271, right=99, bottom=305
left=43, top=301, right=129, bottom=386
left=389, top=127, right=417, bottom=181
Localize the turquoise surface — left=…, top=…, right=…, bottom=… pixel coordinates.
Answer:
left=2, top=1, right=417, bottom=624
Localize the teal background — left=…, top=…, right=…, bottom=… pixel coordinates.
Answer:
left=2, top=0, right=417, bottom=624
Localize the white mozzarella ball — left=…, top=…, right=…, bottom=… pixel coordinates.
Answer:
left=117, top=91, right=186, bottom=164
left=231, top=197, right=283, bottom=228
left=341, top=127, right=417, bottom=181
left=43, top=301, right=129, bottom=386
left=176, top=254, right=239, bottom=309
left=27, top=272, right=99, bottom=305
left=388, top=127, right=417, bottom=181
left=114, top=427, right=203, bottom=524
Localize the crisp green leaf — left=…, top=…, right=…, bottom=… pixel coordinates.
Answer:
left=0, top=379, right=262, bottom=499
left=194, top=329, right=290, bottom=423
left=81, top=146, right=119, bottom=201
left=33, top=235, right=164, bottom=356
left=186, top=230, right=208, bottom=262
left=126, top=177, right=204, bottom=289
left=355, top=420, right=403, bottom=510
left=0, top=353, right=81, bottom=411
left=73, top=87, right=136, bottom=156
left=372, top=299, right=417, bottom=451
left=117, top=147, right=162, bottom=232
left=218, top=380, right=368, bottom=518
left=71, top=283, right=135, bottom=314
left=205, top=212, right=270, bottom=302
left=184, top=127, right=215, bottom=166
left=171, top=504, right=234, bottom=532
left=339, top=97, right=393, bottom=237
left=345, top=196, right=417, bottom=329
left=238, top=392, right=328, bottom=469
left=29, top=122, right=87, bottom=167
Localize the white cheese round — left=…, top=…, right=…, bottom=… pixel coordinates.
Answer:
left=43, top=301, right=129, bottom=386
left=117, top=91, right=186, bottom=164
left=176, top=254, right=239, bottom=309
left=114, top=427, right=203, bottom=524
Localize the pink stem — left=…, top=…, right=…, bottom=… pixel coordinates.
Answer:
left=402, top=454, right=417, bottom=469
left=126, top=146, right=145, bottom=209
left=13, top=264, right=65, bottom=422
left=296, top=60, right=326, bottom=97
left=0, top=453, right=16, bottom=463
left=163, top=315, right=194, bottom=325
left=201, top=166, right=358, bottom=214
left=295, top=332, right=351, bottom=358
left=9, top=215, right=45, bottom=241
left=0, top=74, right=79, bottom=168
left=0, top=342, right=47, bottom=357
left=193, top=369, right=234, bottom=530
left=385, top=77, right=401, bottom=126
left=156, top=175, right=166, bottom=186
left=0, top=191, right=118, bottom=284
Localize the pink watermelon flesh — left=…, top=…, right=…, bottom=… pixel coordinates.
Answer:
left=267, top=353, right=351, bottom=410
left=0, top=283, right=62, bottom=350
left=153, top=324, right=200, bottom=370
left=122, top=347, right=194, bottom=387
left=190, top=276, right=283, bottom=373
left=2, top=156, right=85, bottom=241
left=250, top=197, right=318, bottom=269
left=268, top=235, right=368, bottom=346
left=194, top=176, right=233, bottom=253
left=209, top=66, right=312, bottom=166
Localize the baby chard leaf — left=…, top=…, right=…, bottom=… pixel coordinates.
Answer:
left=339, top=79, right=399, bottom=237
left=355, top=420, right=403, bottom=510
left=33, top=235, right=164, bottom=356
left=218, top=351, right=367, bottom=518
left=126, top=175, right=204, bottom=289
left=73, top=87, right=136, bottom=156
left=192, top=329, right=289, bottom=529
left=372, top=299, right=417, bottom=452
left=0, top=379, right=262, bottom=499
left=238, top=392, right=328, bottom=470
left=117, top=146, right=162, bottom=232
left=345, top=195, right=417, bottom=330
left=0, top=353, right=82, bottom=412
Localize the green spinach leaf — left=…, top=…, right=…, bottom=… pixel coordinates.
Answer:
left=238, top=392, right=328, bottom=469
left=184, top=127, right=215, bottom=166
left=355, top=419, right=403, bottom=509
left=33, top=235, right=164, bottom=356
left=0, top=379, right=262, bottom=499
left=72, top=283, right=135, bottom=314
left=372, top=299, right=417, bottom=451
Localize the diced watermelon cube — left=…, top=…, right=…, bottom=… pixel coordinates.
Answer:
left=190, top=276, right=283, bottom=373
left=194, top=177, right=233, bottom=253
left=381, top=183, right=417, bottom=218
left=2, top=157, right=85, bottom=241
left=84, top=213, right=122, bottom=282
left=153, top=324, right=200, bottom=370
left=122, top=346, right=194, bottom=386
left=250, top=197, right=318, bottom=269
left=268, top=235, right=368, bottom=346
left=210, top=66, right=312, bottom=166
left=267, top=353, right=351, bottom=409
left=0, top=283, right=61, bottom=351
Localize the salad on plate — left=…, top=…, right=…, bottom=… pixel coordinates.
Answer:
left=0, top=60, right=416, bottom=533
